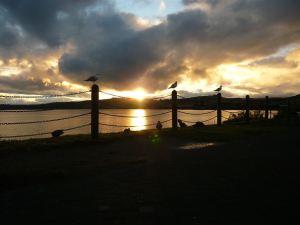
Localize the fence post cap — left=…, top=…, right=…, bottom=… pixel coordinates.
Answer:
left=92, top=84, right=99, bottom=89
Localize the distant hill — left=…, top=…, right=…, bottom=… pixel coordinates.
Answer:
left=1, top=94, right=299, bottom=110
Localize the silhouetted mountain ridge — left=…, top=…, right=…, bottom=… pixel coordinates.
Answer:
left=1, top=94, right=299, bottom=110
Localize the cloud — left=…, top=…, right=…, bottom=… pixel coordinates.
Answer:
left=159, top=0, right=166, bottom=11
left=0, top=0, right=300, bottom=96
left=59, top=0, right=300, bottom=91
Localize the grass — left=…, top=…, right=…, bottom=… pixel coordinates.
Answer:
left=1, top=120, right=299, bottom=224
left=0, top=120, right=296, bottom=153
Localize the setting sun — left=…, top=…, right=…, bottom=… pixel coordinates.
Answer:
left=126, top=89, right=147, bottom=101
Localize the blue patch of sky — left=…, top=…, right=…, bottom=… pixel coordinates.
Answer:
left=115, top=0, right=183, bottom=20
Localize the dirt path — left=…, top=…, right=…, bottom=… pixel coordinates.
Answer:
left=0, top=130, right=299, bottom=225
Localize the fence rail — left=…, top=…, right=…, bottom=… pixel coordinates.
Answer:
left=99, top=111, right=172, bottom=118
left=0, top=112, right=90, bottom=125
left=0, top=90, right=91, bottom=99
left=0, top=85, right=296, bottom=139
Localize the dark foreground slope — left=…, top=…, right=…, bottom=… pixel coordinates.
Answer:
left=0, top=124, right=299, bottom=225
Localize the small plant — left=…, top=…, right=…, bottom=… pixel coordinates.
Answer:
left=224, top=110, right=264, bottom=123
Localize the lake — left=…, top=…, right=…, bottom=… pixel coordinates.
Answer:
left=0, top=109, right=275, bottom=140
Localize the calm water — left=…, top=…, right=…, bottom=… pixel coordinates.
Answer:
left=0, top=109, right=275, bottom=140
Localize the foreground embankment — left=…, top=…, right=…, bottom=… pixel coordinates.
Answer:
left=0, top=123, right=299, bottom=225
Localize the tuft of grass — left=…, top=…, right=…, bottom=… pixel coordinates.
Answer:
left=0, top=122, right=297, bottom=153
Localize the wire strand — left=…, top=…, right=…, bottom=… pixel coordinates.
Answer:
left=99, top=119, right=172, bottom=128
left=178, top=110, right=216, bottom=116
left=150, top=94, right=171, bottom=100
left=99, top=90, right=171, bottom=100
left=0, top=112, right=90, bottom=125
left=223, top=110, right=244, bottom=114
left=0, top=123, right=90, bottom=139
left=0, top=90, right=90, bottom=99
left=99, top=111, right=172, bottom=118
left=177, top=94, right=187, bottom=99
left=63, top=123, right=91, bottom=132
left=222, top=115, right=231, bottom=120
left=179, top=116, right=217, bottom=124
left=0, top=109, right=56, bottom=113
left=99, top=90, right=128, bottom=98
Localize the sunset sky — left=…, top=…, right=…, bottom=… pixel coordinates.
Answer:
left=0, top=0, right=300, bottom=102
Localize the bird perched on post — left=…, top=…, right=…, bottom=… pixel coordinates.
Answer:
left=168, top=81, right=177, bottom=89
left=214, top=85, right=222, bottom=92
left=84, top=75, right=98, bottom=83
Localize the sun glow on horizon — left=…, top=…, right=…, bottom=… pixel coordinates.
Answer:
left=117, top=88, right=148, bottom=101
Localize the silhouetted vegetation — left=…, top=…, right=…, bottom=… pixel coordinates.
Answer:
left=224, top=110, right=264, bottom=124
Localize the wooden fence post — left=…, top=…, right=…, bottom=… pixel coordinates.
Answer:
left=287, top=98, right=291, bottom=124
left=265, top=96, right=269, bottom=120
left=217, top=93, right=222, bottom=126
left=91, top=84, right=99, bottom=139
left=245, top=95, right=250, bottom=123
left=172, top=90, right=178, bottom=129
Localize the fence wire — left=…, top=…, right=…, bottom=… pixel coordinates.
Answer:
left=0, top=123, right=90, bottom=139
left=0, top=90, right=90, bottom=99
left=99, top=119, right=172, bottom=128
left=150, top=94, right=171, bottom=100
left=178, top=110, right=216, bottom=116
left=99, top=90, right=127, bottom=98
left=99, top=111, right=172, bottom=118
left=223, top=110, right=244, bottom=114
left=0, top=112, right=90, bottom=125
left=99, top=90, right=171, bottom=101
left=179, top=116, right=217, bottom=124
left=0, top=109, right=56, bottom=113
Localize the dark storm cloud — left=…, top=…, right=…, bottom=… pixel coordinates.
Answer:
left=0, top=74, right=60, bottom=95
left=1, top=0, right=300, bottom=93
left=0, top=0, right=110, bottom=47
left=59, top=13, right=169, bottom=88
left=58, top=0, right=300, bottom=91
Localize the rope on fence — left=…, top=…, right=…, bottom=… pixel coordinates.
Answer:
left=99, top=119, right=172, bottom=128
left=99, top=111, right=172, bottom=118
left=62, top=123, right=91, bottom=131
left=179, top=116, right=217, bottom=124
left=99, top=90, right=128, bottom=98
left=0, top=109, right=56, bottom=113
left=221, top=115, right=231, bottom=120
left=150, top=94, right=171, bottom=100
left=0, top=112, right=91, bottom=125
left=0, top=123, right=90, bottom=139
left=0, top=90, right=90, bottom=99
left=99, top=90, right=171, bottom=101
left=223, top=110, right=244, bottom=114
left=177, top=94, right=187, bottom=99
left=178, top=110, right=216, bottom=116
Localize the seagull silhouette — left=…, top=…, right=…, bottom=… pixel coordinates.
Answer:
left=84, top=75, right=98, bottom=83
left=214, top=85, right=222, bottom=92
left=52, top=130, right=64, bottom=138
left=168, top=81, right=177, bottom=89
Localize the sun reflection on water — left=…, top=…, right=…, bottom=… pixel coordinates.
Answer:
left=130, top=109, right=146, bottom=131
